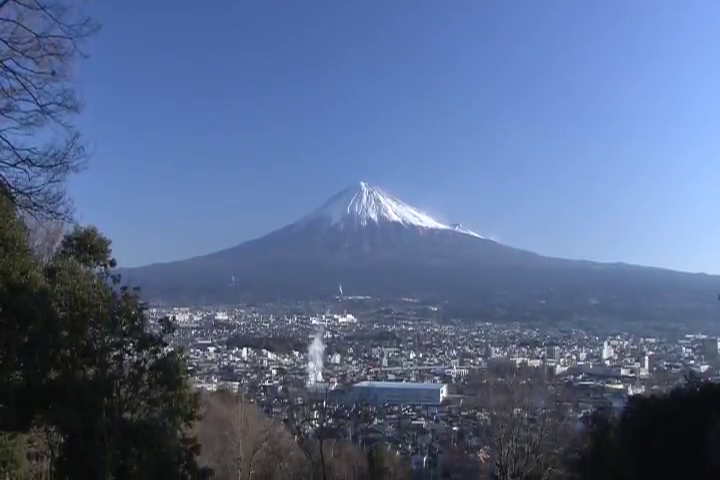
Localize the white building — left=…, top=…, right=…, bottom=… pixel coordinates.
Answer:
left=349, top=381, right=447, bottom=406
left=602, top=341, right=614, bottom=362
left=334, top=313, right=357, bottom=324
left=644, top=353, right=655, bottom=372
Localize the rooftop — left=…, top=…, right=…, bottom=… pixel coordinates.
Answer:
left=353, top=381, right=445, bottom=390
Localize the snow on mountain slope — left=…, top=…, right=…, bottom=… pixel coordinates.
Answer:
left=303, top=181, right=485, bottom=238
left=121, top=181, right=720, bottom=323
left=450, top=223, right=484, bottom=239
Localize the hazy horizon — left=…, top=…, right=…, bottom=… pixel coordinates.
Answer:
left=70, top=1, right=720, bottom=274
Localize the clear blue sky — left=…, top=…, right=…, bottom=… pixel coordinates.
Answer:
left=70, top=0, right=720, bottom=273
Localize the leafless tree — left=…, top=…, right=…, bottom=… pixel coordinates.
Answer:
left=0, top=0, right=98, bottom=220
left=25, top=422, right=62, bottom=479
left=284, top=383, right=408, bottom=480
left=194, top=389, right=306, bottom=480
left=365, top=443, right=409, bottom=480
left=196, top=386, right=392, bottom=480
left=23, top=215, right=65, bottom=262
left=232, top=395, right=306, bottom=480
left=478, top=375, right=571, bottom=480
left=285, top=386, right=338, bottom=480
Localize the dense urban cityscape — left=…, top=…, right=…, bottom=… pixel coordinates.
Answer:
left=148, top=296, right=720, bottom=476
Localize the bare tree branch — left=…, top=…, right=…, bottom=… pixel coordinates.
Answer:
left=194, top=389, right=308, bottom=479
left=476, top=373, right=571, bottom=480
left=0, top=0, right=98, bottom=220
left=22, top=212, right=64, bottom=262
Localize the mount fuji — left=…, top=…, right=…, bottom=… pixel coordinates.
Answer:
left=302, top=181, right=483, bottom=235
left=122, top=182, right=720, bottom=322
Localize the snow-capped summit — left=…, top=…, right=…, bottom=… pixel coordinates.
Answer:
left=305, top=181, right=484, bottom=238
left=122, top=180, right=720, bottom=323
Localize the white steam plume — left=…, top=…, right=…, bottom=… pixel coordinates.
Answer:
left=306, top=331, right=325, bottom=387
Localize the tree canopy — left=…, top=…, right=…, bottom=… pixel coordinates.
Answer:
left=572, top=380, right=720, bottom=480
left=0, top=197, right=210, bottom=478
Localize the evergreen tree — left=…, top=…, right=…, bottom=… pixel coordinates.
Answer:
left=572, top=381, right=720, bottom=480
left=0, top=195, right=54, bottom=432
left=43, top=226, right=210, bottom=478
left=0, top=196, right=211, bottom=478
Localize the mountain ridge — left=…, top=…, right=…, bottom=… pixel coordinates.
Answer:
left=120, top=182, right=720, bottom=323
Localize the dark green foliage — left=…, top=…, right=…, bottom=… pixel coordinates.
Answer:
left=573, top=380, right=720, bottom=480
left=0, top=197, right=53, bottom=431
left=56, top=225, right=116, bottom=270
left=0, top=199, right=209, bottom=478
left=0, top=433, right=30, bottom=478
left=48, top=228, right=206, bottom=478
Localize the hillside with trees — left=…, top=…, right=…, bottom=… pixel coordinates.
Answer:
left=194, top=389, right=409, bottom=480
